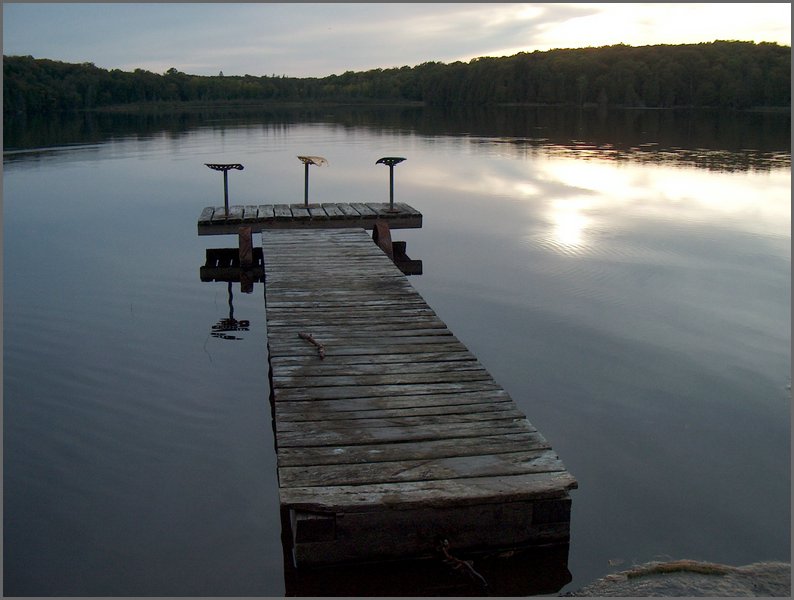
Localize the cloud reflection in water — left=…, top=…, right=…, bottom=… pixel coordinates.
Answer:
left=452, top=152, right=793, bottom=259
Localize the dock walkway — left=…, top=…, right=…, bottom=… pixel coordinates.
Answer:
left=199, top=202, right=421, bottom=235
left=262, top=227, right=576, bottom=567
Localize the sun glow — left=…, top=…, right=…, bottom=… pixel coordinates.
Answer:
left=549, top=198, right=592, bottom=252
left=530, top=3, right=791, bottom=51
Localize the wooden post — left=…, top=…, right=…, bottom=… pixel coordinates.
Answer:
left=240, top=269, right=254, bottom=294
left=239, top=226, right=254, bottom=293
left=239, top=226, right=253, bottom=268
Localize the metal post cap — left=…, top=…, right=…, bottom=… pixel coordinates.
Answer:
left=297, top=156, right=328, bottom=166
left=205, top=163, right=244, bottom=171
left=376, top=157, right=406, bottom=166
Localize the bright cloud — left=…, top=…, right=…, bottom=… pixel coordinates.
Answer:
left=529, top=3, right=791, bottom=50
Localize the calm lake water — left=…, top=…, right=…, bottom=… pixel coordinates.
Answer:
left=4, top=106, right=791, bottom=596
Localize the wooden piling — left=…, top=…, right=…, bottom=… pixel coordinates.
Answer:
left=238, top=226, right=253, bottom=268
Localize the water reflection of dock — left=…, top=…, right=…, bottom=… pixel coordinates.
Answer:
left=200, top=247, right=264, bottom=283
left=280, top=512, right=573, bottom=596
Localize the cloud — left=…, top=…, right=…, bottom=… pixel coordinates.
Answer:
left=529, top=3, right=792, bottom=50
left=3, top=3, right=790, bottom=78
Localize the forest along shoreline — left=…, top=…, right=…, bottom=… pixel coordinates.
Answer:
left=4, top=41, right=790, bottom=117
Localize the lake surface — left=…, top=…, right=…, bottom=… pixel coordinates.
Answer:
left=4, top=106, right=790, bottom=596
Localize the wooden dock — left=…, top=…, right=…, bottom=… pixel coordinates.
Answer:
left=198, top=202, right=422, bottom=235
left=262, top=227, right=577, bottom=568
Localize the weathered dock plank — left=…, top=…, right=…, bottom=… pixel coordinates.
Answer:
left=270, top=358, right=486, bottom=377
left=198, top=206, right=215, bottom=225
left=222, top=205, right=243, bottom=223
left=275, top=418, right=535, bottom=448
left=274, top=204, right=294, bottom=219
left=257, top=204, right=275, bottom=220
left=243, top=205, right=259, bottom=222
left=270, top=380, right=504, bottom=402
left=273, top=389, right=514, bottom=417
left=199, top=202, right=422, bottom=234
left=330, top=203, right=361, bottom=218
left=276, top=431, right=549, bottom=467
left=272, top=368, right=495, bottom=389
left=307, top=205, right=329, bottom=220
left=278, top=448, right=563, bottom=488
left=281, top=471, right=576, bottom=512
left=263, top=228, right=576, bottom=568
left=276, top=406, right=526, bottom=429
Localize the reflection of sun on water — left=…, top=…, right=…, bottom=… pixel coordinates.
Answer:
left=551, top=199, right=591, bottom=253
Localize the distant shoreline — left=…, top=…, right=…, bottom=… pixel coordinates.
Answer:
left=83, top=100, right=792, bottom=115
left=6, top=43, right=790, bottom=116
left=88, top=99, right=426, bottom=114
left=9, top=97, right=786, bottom=116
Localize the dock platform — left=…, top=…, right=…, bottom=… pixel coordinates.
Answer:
left=262, top=227, right=576, bottom=567
left=198, top=202, right=422, bottom=235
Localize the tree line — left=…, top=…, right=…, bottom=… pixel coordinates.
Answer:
left=4, top=41, right=790, bottom=116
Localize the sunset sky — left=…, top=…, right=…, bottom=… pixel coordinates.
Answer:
left=3, top=3, right=791, bottom=77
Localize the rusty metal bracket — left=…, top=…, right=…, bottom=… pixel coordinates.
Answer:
left=372, top=220, right=422, bottom=275
left=372, top=219, right=394, bottom=259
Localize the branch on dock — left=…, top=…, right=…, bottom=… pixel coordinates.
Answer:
left=298, top=332, right=325, bottom=359
left=436, top=538, right=489, bottom=594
